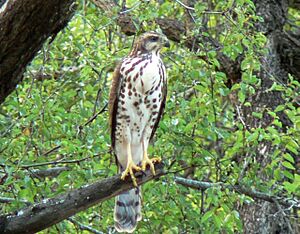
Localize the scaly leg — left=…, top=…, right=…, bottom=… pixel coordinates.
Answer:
left=141, top=141, right=161, bottom=175
left=121, top=143, right=141, bottom=186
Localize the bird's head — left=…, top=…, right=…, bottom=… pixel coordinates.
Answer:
left=130, top=31, right=170, bottom=56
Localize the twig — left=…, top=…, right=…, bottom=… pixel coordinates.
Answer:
left=21, top=152, right=106, bottom=168
left=0, top=197, right=31, bottom=205
left=83, top=102, right=108, bottom=127
left=235, top=105, right=248, bottom=129
left=43, top=145, right=61, bottom=156
left=68, top=217, right=104, bottom=234
left=237, top=157, right=251, bottom=183
left=29, top=167, right=70, bottom=178
left=93, top=88, right=103, bottom=116
left=0, top=123, right=15, bottom=138
left=174, top=176, right=300, bottom=208
left=174, top=0, right=195, bottom=11
left=174, top=0, right=231, bottom=14
left=119, top=1, right=141, bottom=14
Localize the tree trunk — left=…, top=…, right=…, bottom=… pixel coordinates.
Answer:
left=238, top=1, right=295, bottom=233
left=0, top=0, right=76, bottom=104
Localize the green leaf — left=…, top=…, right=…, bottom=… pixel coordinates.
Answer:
left=283, top=170, right=294, bottom=180
left=274, top=105, right=285, bottom=112
left=238, top=90, right=246, bottom=103
left=201, top=210, right=214, bottom=223
left=252, top=112, right=262, bottom=119
left=286, top=140, right=299, bottom=154
left=247, top=130, right=259, bottom=142
left=283, top=153, right=294, bottom=164
left=282, top=161, right=295, bottom=170
left=283, top=181, right=297, bottom=193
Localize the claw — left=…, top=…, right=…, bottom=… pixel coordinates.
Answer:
left=141, top=156, right=161, bottom=175
left=121, top=161, right=141, bottom=187
left=121, top=143, right=142, bottom=187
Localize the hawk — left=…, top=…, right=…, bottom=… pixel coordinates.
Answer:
left=108, top=31, right=169, bottom=232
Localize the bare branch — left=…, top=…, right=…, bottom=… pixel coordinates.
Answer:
left=174, top=176, right=300, bottom=208
left=21, top=152, right=107, bottom=169
left=68, top=217, right=104, bottom=234
left=82, top=103, right=108, bottom=127
left=42, top=145, right=61, bottom=156
left=29, top=167, right=70, bottom=178
left=0, top=197, right=31, bottom=205
left=0, top=163, right=164, bottom=234
left=174, top=0, right=195, bottom=10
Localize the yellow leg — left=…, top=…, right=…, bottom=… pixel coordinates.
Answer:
left=141, top=150, right=161, bottom=175
left=121, top=143, right=141, bottom=186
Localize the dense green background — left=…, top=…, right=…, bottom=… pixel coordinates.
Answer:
left=0, top=0, right=299, bottom=233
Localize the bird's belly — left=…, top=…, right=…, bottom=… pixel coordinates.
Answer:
left=139, top=64, right=160, bottom=93
left=118, top=84, right=162, bottom=145
left=114, top=55, right=165, bottom=165
left=127, top=101, right=151, bottom=144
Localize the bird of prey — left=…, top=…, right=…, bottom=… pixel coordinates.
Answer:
left=108, top=31, right=169, bottom=232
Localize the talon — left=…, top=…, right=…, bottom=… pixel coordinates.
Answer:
left=121, top=162, right=141, bottom=187
left=142, top=156, right=161, bottom=175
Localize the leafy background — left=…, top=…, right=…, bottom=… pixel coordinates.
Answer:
left=0, top=0, right=299, bottom=233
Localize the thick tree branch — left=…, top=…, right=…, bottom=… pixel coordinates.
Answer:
left=0, top=163, right=165, bottom=234
left=174, top=176, right=300, bottom=209
left=0, top=0, right=76, bottom=104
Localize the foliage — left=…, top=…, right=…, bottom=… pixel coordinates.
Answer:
left=0, top=0, right=299, bottom=233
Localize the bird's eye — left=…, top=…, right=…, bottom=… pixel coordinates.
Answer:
left=150, top=36, right=158, bottom=42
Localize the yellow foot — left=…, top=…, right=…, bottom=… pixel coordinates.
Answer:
left=141, top=157, right=161, bottom=175
left=121, top=162, right=141, bottom=187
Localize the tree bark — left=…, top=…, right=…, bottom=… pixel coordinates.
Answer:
left=0, top=0, right=76, bottom=104
left=238, top=1, right=296, bottom=233
left=0, top=163, right=164, bottom=234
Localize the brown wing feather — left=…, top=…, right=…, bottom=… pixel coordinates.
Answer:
left=150, top=79, right=167, bottom=141
left=108, top=62, right=123, bottom=149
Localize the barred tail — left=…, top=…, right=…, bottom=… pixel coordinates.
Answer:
left=114, top=187, right=142, bottom=233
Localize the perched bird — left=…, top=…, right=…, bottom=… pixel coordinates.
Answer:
left=108, top=31, right=170, bottom=232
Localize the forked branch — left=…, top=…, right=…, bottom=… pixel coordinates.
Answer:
left=0, top=163, right=165, bottom=234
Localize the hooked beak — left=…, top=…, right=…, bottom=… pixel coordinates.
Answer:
left=162, top=35, right=170, bottom=48
left=164, top=40, right=170, bottom=48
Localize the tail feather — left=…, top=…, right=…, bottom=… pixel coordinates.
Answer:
left=114, top=187, right=142, bottom=233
